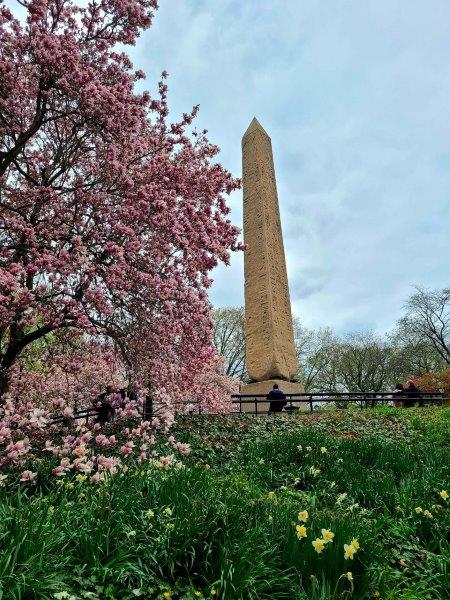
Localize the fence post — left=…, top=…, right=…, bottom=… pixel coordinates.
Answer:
left=239, top=396, right=242, bottom=413
left=143, top=395, right=153, bottom=421
left=255, top=396, right=258, bottom=415
left=309, top=396, right=313, bottom=413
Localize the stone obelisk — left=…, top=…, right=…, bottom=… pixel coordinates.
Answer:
left=240, top=118, right=303, bottom=401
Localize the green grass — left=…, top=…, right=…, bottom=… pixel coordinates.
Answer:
left=0, top=408, right=449, bottom=599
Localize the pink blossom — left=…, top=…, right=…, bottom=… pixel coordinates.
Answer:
left=120, top=441, right=135, bottom=456
left=72, top=445, right=87, bottom=458
left=175, top=442, right=191, bottom=456
left=95, top=435, right=108, bottom=446
left=90, top=472, right=104, bottom=484
left=52, top=466, right=66, bottom=477
left=20, top=470, right=37, bottom=482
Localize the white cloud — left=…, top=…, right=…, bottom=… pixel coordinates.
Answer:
left=131, top=0, right=450, bottom=334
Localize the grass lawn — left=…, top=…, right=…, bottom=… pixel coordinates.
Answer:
left=0, top=406, right=449, bottom=599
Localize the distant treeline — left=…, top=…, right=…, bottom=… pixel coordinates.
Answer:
left=213, top=286, right=450, bottom=393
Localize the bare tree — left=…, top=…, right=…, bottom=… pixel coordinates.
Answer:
left=294, top=320, right=340, bottom=391
left=398, top=287, right=450, bottom=365
left=212, top=289, right=450, bottom=392
left=389, top=329, right=447, bottom=380
left=336, top=332, right=394, bottom=393
left=212, top=307, right=247, bottom=380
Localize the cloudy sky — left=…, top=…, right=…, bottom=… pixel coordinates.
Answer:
left=131, top=0, right=450, bottom=334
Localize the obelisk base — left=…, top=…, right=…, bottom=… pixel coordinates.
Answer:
left=238, top=379, right=306, bottom=414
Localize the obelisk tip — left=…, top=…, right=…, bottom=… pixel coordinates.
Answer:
left=243, top=117, right=270, bottom=139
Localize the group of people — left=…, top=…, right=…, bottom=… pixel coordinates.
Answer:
left=265, top=379, right=424, bottom=414
left=391, top=380, right=423, bottom=407
left=94, top=386, right=138, bottom=423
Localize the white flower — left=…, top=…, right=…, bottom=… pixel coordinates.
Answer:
left=29, top=408, right=48, bottom=428
left=0, top=474, right=8, bottom=487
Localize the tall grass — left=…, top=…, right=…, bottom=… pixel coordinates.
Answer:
left=0, top=413, right=448, bottom=599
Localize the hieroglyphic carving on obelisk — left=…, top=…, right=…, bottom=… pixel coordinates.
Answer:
left=242, top=118, right=298, bottom=382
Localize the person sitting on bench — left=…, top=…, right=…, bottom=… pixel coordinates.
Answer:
left=267, top=384, right=287, bottom=415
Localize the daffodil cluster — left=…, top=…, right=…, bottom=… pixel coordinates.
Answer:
left=293, top=507, right=338, bottom=555
left=344, top=538, right=360, bottom=560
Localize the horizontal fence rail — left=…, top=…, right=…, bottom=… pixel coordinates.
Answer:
left=50, top=409, right=100, bottom=425
left=49, top=392, right=448, bottom=424
left=230, top=392, right=447, bottom=415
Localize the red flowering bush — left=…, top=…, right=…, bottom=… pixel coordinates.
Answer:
left=412, top=367, right=450, bottom=396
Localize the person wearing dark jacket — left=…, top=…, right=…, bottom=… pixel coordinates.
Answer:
left=267, top=384, right=287, bottom=415
left=404, top=380, right=422, bottom=407
left=95, top=386, right=115, bottom=424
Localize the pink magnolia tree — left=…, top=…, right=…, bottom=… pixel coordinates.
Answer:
left=8, top=331, right=124, bottom=413
left=0, top=0, right=242, bottom=479
left=0, top=0, right=242, bottom=399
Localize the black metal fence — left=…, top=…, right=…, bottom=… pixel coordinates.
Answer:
left=230, top=392, right=447, bottom=415
left=49, top=391, right=447, bottom=424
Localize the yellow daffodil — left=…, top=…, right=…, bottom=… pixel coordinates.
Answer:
left=210, top=589, right=217, bottom=597
left=351, top=538, right=360, bottom=550
left=146, top=509, right=155, bottom=519
left=296, top=524, right=307, bottom=538
left=162, top=592, right=171, bottom=600
left=423, top=510, right=433, bottom=518
left=312, top=538, right=325, bottom=553
left=415, top=507, right=423, bottom=514
left=439, top=490, right=448, bottom=500
left=344, top=544, right=356, bottom=560
left=321, top=529, right=334, bottom=543
left=194, top=592, right=202, bottom=598
left=320, top=446, right=328, bottom=454
left=163, top=507, right=173, bottom=516
left=268, top=515, right=273, bottom=523
left=267, top=491, right=275, bottom=499
left=298, top=510, right=309, bottom=522
left=337, top=493, right=348, bottom=503
left=345, top=572, right=353, bottom=581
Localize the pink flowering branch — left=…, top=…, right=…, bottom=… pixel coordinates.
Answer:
left=0, top=0, right=243, bottom=396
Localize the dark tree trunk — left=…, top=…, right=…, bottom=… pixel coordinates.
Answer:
left=0, top=369, right=11, bottom=398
